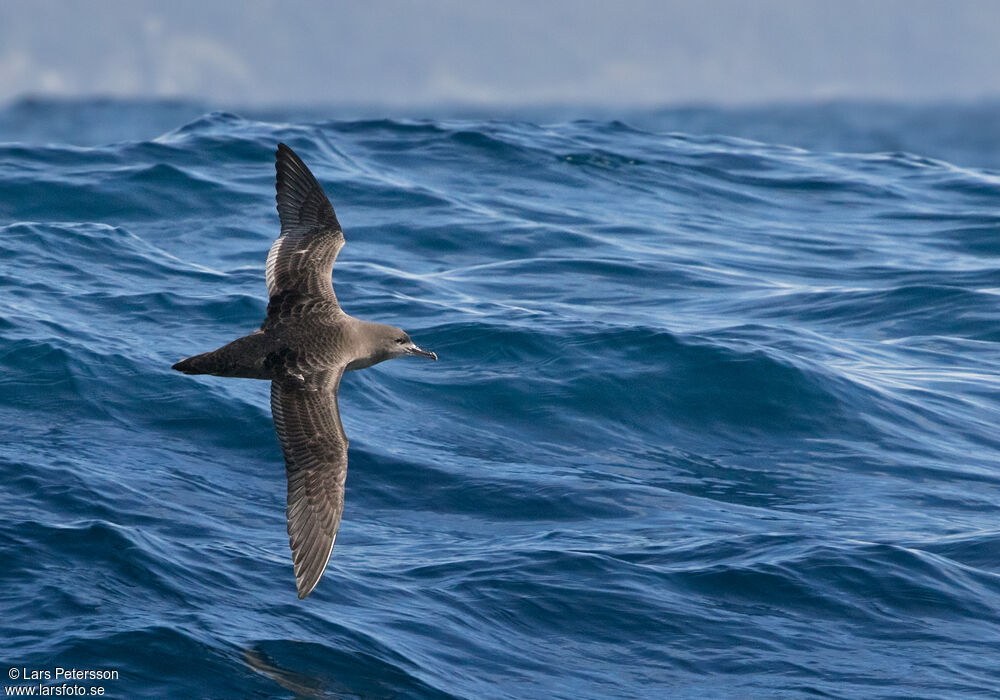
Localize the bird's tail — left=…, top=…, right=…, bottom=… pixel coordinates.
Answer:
left=172, top=351, right=227, bottom=376
left=172, top=331, right=274, bottom=379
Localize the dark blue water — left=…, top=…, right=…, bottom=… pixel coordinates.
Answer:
left=3, top=98, right=1000, bottom=699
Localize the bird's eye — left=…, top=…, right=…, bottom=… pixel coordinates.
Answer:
left=396, top=337, right=407, bottom=344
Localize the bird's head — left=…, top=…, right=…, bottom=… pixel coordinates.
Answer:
left=384, top=326, right=437, bottom=361
left=350, top=321, right=437, bottom=371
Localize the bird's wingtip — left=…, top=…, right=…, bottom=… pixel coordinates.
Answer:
left=295, top=576, right=319, bottom=599
left=273, top=141, right=340, bottom=232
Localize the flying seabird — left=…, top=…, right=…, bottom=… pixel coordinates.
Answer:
left=173, top=143, right=437, bottom=599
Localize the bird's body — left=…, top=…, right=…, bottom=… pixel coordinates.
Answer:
left=173, top=143, right=436, bottom=598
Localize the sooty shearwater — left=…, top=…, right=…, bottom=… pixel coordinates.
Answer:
left=173, top=143, right=437, bottom=599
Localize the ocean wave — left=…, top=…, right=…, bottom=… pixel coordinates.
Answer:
left=3, top=99, right=1000, bottom=698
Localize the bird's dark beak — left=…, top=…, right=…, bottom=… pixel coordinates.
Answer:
left=407, top=343, right=437, bottom=361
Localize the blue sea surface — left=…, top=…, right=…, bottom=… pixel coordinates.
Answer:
left=2, top=98, right=1000, bottom=698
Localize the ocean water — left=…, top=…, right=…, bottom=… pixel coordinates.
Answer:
left=3, top=98, right=1000, bottom=699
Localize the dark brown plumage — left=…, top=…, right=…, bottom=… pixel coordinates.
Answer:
left=173, top=143, right=437, bottom=599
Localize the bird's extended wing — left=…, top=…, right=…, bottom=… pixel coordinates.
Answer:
left=266, top=143, right=345, bottom=307
left=270, top=369, right=348, bottom=599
